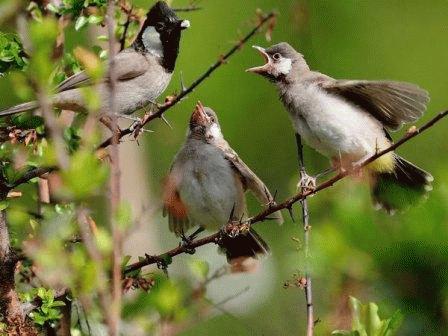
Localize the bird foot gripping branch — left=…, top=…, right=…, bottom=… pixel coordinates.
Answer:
left=297, top=172, right=317, bottom=193
left=226, top=221, right=251, bottom=238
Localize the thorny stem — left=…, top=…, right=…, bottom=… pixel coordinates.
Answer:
left=123, top=110, right=448, bottom=275
left=98, top=12, right=277, bottom=149
left=295, top=133, right=314, bottom=336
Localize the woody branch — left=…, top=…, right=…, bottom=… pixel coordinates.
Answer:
left=98, top=11, right=276, bottom=149
left=123, top=109, right=448, bottom=275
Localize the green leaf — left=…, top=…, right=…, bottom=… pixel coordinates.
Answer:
left=61, top=149, right=108, bottom=198
left=11, top=114, right=44, bottom=129
left=332, top=297, right=403, bottom=336
left=46, top=3, right=60, bottom=14
left=75, top=16, right=88, bottom=31
left=88, top=15, right=103, bottom=25
left=188, top=259, right=210, bottom=281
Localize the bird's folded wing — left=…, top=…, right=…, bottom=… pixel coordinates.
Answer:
left=56, top=50, right=149, bottom=92
left=321, top=80, right=429, bottom=130
left=221, top=145, right=283, bottom=224
left=162, top=166, right=191, bottom=235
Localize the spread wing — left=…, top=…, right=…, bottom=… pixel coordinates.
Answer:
left=220, top=144, right=283, bottom=224
left=56, top=49, right=150, bottom=92
left=162, top=164, right=191, bottom=236
left=320, top=80, right=429, bottom=130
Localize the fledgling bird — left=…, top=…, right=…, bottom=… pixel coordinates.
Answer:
left=163, top=102, right=283, bottom=269
left=247, top=42, right=432, bottom=213
left=0, top=1, right=190, bottom=117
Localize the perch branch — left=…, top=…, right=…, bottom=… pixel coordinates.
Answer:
left=106, top=1, right=122, bottom=335
left=295, top=133, right=314, bottom=336
left=124, top=110, right=448, bottom=275
left=98, top=11, right=276, bottom=149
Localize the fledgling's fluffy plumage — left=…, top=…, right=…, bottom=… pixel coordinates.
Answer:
left=163, top=102, right=283, bottom=267
left=247, top=42, right=432, bottom=212
left=0, top=1, right=190, bottom=117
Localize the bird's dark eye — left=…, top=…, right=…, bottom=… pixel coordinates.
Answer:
left=155, top=22, right=165, bottom=31
left=210, top=117, right=215, bottom=123
left=273, top=53, right=281, bottom=61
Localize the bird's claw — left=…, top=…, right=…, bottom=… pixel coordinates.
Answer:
left=297, top=173, right=317, bottom=193
left=227, top=222, right=250, bottom=238
left=180, top=234, right=196, bottom=255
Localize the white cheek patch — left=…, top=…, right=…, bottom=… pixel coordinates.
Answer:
left=276, top=57, right=292, bottom=75
left=142, top=26, right=163, bottom=57
left=209, top=124, right=222, bottom=139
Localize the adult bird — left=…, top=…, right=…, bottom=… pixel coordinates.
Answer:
left=163, top=102, right=283, bottom=270
left=247, top=42, right=432, bottom=213
left=0, top=1, right=190, bottom=117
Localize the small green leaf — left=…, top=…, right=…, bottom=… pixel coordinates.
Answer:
left=188, top=259, right=210, bottom=281
left=75, top=16, right=88, bottom=31
left=46, top=3, right=60, bottom=13
left=88, top=15, right=103, bottom=25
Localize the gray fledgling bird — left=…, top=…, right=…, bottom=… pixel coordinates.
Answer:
left=0, top=1, right=190, bottom=117
left=163, top=102, right=283, bottom=269
left=247, top=42, right=432, bottom=213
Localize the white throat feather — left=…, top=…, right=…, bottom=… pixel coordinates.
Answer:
left=142, top=26, right=163, bottom=57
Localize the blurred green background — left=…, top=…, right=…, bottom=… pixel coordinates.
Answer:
left=2, top=0, right=448, bottom=335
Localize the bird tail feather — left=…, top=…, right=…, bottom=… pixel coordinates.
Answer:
left=371, top=155, right=433, bottom=213
left=220, top=228, right=269, bottom=272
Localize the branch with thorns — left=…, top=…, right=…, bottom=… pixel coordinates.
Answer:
left=123, top=109, right=448, bottom=275
left=98, top=11, right=277, bottom=149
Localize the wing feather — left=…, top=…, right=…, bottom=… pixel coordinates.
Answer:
left=56, top=49, right=149, bottom=92
left=219, top=144, right=283, bottom=224
left=321, top=80, right=429, bottom=130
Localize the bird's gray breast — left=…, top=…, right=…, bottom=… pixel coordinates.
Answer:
left=178, top=142, right=240, bottom=230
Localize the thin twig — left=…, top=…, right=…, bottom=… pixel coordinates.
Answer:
left=119, top=5, right=133, bottom=51
left=123, top=110, right=448, bottom=274
left=98, top=11, right=276, bottom=149
left=106, top=0, right=122, bottom=334
left=295, top=133, right=313, bottom=336
left=9, top=167, right=55, bottom=189
left=172, top=6, right=202, bottom=12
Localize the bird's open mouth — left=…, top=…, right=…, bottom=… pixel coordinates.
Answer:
left=246, top=46, right=271, bottom=74
left=191, top=101, right=209, bottom=125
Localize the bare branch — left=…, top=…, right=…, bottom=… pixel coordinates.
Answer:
left=124, top=109, right=448, bottom=275
left=106, top=0, right=122, bottom=334
left=9, top=167, right=55, bottom=190
left=172, top=6, right=202, bottom=12
left=98, top=11, right=277, bottom=149
left=295, top=133, right=314, bottom=336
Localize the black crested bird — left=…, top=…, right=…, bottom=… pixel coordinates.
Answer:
left=247, top=42, right=432, bottom=213
left=0, top=1, right=190, bottom=117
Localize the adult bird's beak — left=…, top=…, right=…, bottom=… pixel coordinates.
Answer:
left=246, top=46, right=271, bottom=74
left=190, top=101, right=209, bottom=126
left=179, top=19, right=190, bottom=30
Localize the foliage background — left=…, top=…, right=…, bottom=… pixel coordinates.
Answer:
left=1, top=0, right=448, bottom=335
